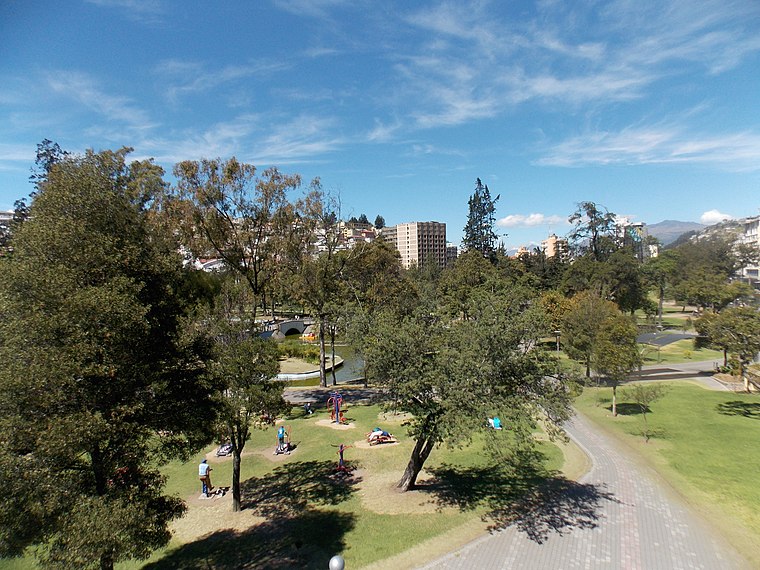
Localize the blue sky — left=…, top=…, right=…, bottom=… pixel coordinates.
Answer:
left=1, top=0, right=759, bottom=249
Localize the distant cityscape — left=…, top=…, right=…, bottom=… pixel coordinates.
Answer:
left=3, top=209, right=758, bottom=289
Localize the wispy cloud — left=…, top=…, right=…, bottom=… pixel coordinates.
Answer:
left=253, top=115, right=344, bottom=164
left=700, top=209, right=734, bottom=224
left=85, top=0, right=164, bottom=23
left=386, top=0, right=760, bottom=133
left=497, top=213, right=565, bottom=228
left=537, top=124, right=760, bottom=171
left=46, top=71, right=153, bottom=128
left=156, top=59, right=291, bottom=102
left=273, top=0, right=353, bottom=19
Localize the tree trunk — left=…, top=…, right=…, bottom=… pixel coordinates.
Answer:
left=723, top=348, right=728, bottom=368
left=612, top=384, right=618, bottom=417
left=657, top=285, right=664, bottom=329
left=318, top=318, right=327, bottom=388
left=232, top=448, right=242, bottom=512
left=397, top=436, right=435, bottom=492
left=330, top=325, right=337, bottom=386
left=100, top=551, right=114, bottom=570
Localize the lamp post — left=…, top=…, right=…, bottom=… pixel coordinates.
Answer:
left=329, top=555, right=345, bottom=570
left=554, top=330, right=561, bottom=354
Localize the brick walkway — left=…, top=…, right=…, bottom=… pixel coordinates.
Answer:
left=420, top=413, right=749, bottom=570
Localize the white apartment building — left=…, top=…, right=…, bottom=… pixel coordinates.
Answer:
left=541, top=234, right=569, bottom=260
left=738, top=215, right=760, bottom=288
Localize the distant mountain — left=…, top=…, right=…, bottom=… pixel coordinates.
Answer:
left=648, top=220, right=705, bottom=246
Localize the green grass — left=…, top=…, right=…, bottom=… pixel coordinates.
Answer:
left=639, top=339, right=724, bottom=364
left=575, top=383, right=760, bottom=566
left=1, top=404, right=567, bottom=570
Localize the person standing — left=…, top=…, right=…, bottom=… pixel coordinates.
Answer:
left=198, top=459, right=213, bottom=496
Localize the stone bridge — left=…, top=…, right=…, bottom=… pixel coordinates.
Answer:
left=260, top=318, right=314, bottom=338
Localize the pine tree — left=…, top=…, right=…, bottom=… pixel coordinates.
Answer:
left=462, top=178, right=500, bottom=260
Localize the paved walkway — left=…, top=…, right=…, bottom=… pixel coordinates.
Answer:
left=420, top=412, right=749, bottom=570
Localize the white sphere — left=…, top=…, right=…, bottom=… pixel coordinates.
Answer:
left=328, top=554, right=345, bottom=570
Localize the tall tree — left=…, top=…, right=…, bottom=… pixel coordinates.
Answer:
left=0, top=148, right=217, bottom=569
left=462, top=178, right=500, bottom=260
left=373, top=214, right=385, bottom=229
left=202, top=280, right=287, bottom=512
left=289, top=187, right=355, bottom=387
left=171, top=158, right=303, bottom=321
left=568, top=201, right=617, bottom=262
left=593, top=314, right=641, bottom=416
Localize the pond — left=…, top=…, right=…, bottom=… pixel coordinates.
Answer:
left=284, top=344, right=365, bottom=387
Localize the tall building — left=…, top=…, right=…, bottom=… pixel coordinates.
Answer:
left=541, top=234, right=569, bottom=260
left=446, top=243, right=459, bottom=266
left=385, top=221, right=447, bottom=269
left=616, top=221, right=652, bottom=262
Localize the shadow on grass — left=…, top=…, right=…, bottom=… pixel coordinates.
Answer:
left=716, top=401, right=760, bottom=419
left=606, top=403, right=648, bottom=416
left=146, top=460, right=360, bottom=569
left=145, top=510, right=355, bottom=569
left=426, top=451, right=617, bottom=544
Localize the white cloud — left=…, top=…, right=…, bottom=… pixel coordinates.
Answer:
left=537, top=124, right=760, bottom=172
left=497, top=213, right=565, bottom=227
left=46, top=71, right=153, bottom=128
left=700, top=209, right=734, bottom=224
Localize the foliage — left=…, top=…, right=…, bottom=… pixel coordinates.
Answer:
left=561, top=291, right=619, bottom=377
left=198, top=279, right=287, bottom=512
left=567, top=201, right=617, bottom=262
left=592, top=314, right=641, bottom=416
left=170, top=158, right=304, bottom=321
left=373, top=214, right=385, bottom=229
left=364, top=284, right=573, bottom=492
left=0, top=148, right=217, bottom=569
left=696, top=307, right=760, bottom=378
left=462, top=178, right=499, bottom=260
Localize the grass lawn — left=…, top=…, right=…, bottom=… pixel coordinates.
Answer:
left=575, top=382, right=760, bottom=566
left=0, top=402, right=573, bottom=570
left=639, top=339, right=724, bottom=365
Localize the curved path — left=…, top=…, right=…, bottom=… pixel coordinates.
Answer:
left=420, top=412, right=749, bottom=570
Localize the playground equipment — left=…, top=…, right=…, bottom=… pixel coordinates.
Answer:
left=335, top=443, right=352, bottom=472
left=327, top=391, right=348, bottom=424
left=367, top=427, right=397, bottom=446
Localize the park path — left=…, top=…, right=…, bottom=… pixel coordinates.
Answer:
left=419, top=411, right=749, bottom=570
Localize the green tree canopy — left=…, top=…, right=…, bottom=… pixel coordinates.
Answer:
left=364, top=285, right=572, bottom=492
left=0, top=148, right=218, bottom=569
left=462, top=178, right=500, bottom=260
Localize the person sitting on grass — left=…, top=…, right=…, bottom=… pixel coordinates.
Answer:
left=487, top=416, right=502, bottom=430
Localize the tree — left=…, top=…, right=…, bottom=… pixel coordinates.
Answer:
left=624, top=383, right=667, bottom=442
left=288, top=188, right=356, bottom=387
left=642, top=250, right=679, bottom=328
left=171, top=158, right=304, bottom=321
left=593, top=314, right=641, bottom=416
left=561, top=291, right=619, bottom=377
left=438, top=250, right=500, bottom=320
left=696, top=307, right=760, bottom=386
left=374, top=214, right=385, bottom=229
left=568, top=201, right=617, bottom=262
left=357, top=213, right=370, bottom=225
left=364, top=286, right=572, bottom=492
left=462, top=178, right=499, bottom=259
left=202, top=280, right=287, bottom=512
left=0, top=148, right=217, bottom=569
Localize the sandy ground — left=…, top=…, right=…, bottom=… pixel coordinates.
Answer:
left=314, top=418, right=356, bottom=430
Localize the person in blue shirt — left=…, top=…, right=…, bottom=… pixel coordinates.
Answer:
left=198, top=459, right=213, bottom=496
